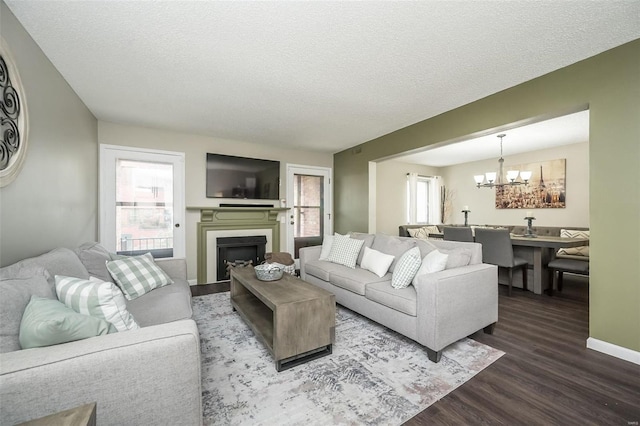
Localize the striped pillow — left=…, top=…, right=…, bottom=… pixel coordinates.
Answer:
left=55, top=276, right=139, bottom=332
left=106, top=253, right=173, bottom=300
left=557, top=229, right=590, bottom=257
left=391, top=247, right=422, bottom=289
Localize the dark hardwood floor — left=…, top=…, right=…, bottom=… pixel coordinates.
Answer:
left=192, top=276, right=640, bottom=425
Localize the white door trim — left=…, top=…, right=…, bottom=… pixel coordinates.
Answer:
left=99, top=144, right=186, bottom=258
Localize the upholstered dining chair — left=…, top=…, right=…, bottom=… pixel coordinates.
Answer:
left=474, top=228, right=528, bottom=296
left=443, top=226, right=474, bottom=242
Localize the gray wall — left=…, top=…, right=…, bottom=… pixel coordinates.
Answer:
left=0, top=3, right=98, bottom=267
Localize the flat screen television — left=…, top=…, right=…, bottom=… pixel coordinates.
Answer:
left=206, top=153, right=280, bottom=200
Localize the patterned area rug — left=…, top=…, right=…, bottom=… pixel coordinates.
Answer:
left=194, top=293, right=503, bottom=426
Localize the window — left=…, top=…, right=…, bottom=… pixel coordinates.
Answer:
left=406, top=173, right=441, bottom=224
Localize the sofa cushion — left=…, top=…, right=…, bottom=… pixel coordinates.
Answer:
left=19, top=296, right=113, bottom=349
left=0, top=267, right=55, bottom=353
left=361, top=246, right=394, bottom=278
left=349, top=232, right=375, bottom=265
left=329, top=266, right=390, bottom=296
left=55, top=276, right=140, bottom=332
left=125, top=279, right=193, bottom=326
left=0, top=247, right=89, bottom=285
left=371, top=235, right=416, bottom=272
left=75, top=242, right=114, bottom=283
left=106, top=253, right=173, bottom=300
left=442, top=247, right=473, bottom=269
left=304, top=260, right=345, bottom=282
left=392, top=247, right=422, bottom=289
left=326, top=234, right=364, bottom=269
left=365, top=281, right=417, bottom=316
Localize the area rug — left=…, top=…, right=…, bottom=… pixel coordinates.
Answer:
left=194, top=293, right=503, bottom=426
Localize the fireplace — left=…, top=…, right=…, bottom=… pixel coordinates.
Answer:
left=216, top=236, right=267, bottom=281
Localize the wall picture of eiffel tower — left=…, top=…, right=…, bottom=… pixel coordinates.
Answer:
left=495, top=158, right=566, bottom=209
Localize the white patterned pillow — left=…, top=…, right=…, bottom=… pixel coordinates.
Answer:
left=106, top=253, right=173, bottom=300
left=557, top=229, right=590, bottom=257
left=361, top=246, right=395, bottom=277
left=55, top=276, right=139, bottom=332
left=391, top=247, right=422, bottom=289
left=407, top=226, right=440, bottom=240
left=326, top=234, right=364, bottom=269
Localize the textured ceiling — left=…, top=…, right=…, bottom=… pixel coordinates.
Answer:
left=5, top=1, right=640, bottom=154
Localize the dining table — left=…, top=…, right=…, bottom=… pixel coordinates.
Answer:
left=428, top=232, right=590, bottom=295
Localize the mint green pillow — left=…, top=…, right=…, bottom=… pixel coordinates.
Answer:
left=19, top=296, right=114, bottom=349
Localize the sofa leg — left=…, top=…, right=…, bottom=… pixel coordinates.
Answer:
left=426, top=347, right=442, bottom=363
left=483, top=322, right=496, bottom=335
left=557, top=271, right=564, bottom=292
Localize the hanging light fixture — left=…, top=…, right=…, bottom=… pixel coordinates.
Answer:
left=473, top=134, right=532, bottom=188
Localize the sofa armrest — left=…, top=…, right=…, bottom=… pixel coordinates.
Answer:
left=0, top=320, right=202, bottom=425
left=413, top=263, right=498, bottom=351
left=299, top=246, right=322, bottom=280
left=155, top=257, right=188, bottom=280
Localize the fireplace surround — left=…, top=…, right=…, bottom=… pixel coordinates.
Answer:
left=190, top=206, right=288, bottom=284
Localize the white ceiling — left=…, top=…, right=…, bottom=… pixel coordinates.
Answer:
left=5, top=1, right=640, bottom=154
left=393, top=109, right=590, bottom=167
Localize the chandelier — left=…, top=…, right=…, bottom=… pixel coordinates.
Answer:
left=474, top=134, right=532, bottom=188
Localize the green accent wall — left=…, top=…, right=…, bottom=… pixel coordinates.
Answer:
left=334, top=40, right=640, bottom=352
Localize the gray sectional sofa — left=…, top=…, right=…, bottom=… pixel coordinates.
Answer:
left=300, top=233, right=498, bottom=362
left=0, top=244, right=202, bottom=425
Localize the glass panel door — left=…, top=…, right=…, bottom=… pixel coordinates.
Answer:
left=286, top=165, right=332, bottom=259
left=99, top=145, right=185, bottom=259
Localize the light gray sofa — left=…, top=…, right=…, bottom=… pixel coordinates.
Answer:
left=0, top=244, right=202, bottom=425
left=300, top=234, right=498, bottom=362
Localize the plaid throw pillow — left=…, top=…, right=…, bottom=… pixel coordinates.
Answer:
left=106, top=253, right=173, bottom=300
left=55, top=275, right=139, bottom=332
left=327, top=234, right=365, bottom=269
left=392, top=247, right=422, bottom=289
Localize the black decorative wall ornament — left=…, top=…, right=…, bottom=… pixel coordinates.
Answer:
left=0, top=37, right=28, bottom=187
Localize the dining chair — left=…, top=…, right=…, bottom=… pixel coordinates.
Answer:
left=474, top=228, right=528, bottom=296
left=443, top=226, right=474, bottom=242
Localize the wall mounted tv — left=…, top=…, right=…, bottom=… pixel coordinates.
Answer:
left=206, top=153, right=280, bottom=200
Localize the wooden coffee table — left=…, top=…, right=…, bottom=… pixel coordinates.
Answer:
left=230, top=266, right=336, bottom=371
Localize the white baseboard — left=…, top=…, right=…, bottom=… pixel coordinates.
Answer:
left=188, top=279, right=197, bottom=286
left=586, top=337, right=640, bottom=365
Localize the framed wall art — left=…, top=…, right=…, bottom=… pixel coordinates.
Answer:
left=1, top=37, right=29, bottom=187
left=496, top=158, right=566, bottom=209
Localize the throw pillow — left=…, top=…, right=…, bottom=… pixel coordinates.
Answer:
left=360, top=246, right=395, bottom=278
left=55, top=275, right=140, bottom=332
left=319, top=235, right=335, bottom=261
left=106, top=252, right=173, bottom=300
left=415, top=250, right=449, bottom=276
left=407, top=225, right=440, bottom=240
left=391, top=247, right=422, bottom=289
left=19, top=296, right=113, bottom=349
left=557, top=229, right=590, bottom=257
left=326, top=234, right=365, bottom=269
